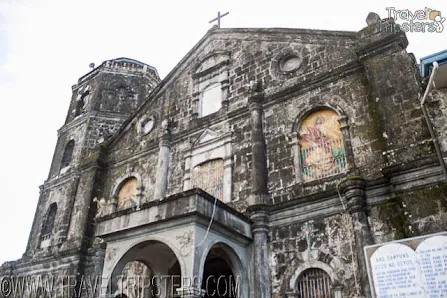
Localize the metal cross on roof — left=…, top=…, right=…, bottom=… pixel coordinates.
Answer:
left=209, top=11, right=229, bottom=28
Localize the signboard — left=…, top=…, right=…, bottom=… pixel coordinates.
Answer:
left=364, top=232, right=447, bottom=297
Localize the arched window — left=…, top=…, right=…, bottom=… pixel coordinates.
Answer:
left=75, top=91, right=89, bottom=117
left=297, top=268, right=332, bottom=298
left=41, top=203, right=57, bottom=240
left=200, top=83, right=222, bottom=117
left=117, top=177, right=140, bottom=210
left=298, top=110, right=347, bottom=182
left=191, top=159, right=224, bottom=201
left=60, top=140, right=75, bottom=170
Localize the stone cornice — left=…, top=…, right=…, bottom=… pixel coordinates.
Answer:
left=270, top=158, right=447, bottom=223
left=95, top=188, right=251, bottom=241
left=58, top=111, right=129, bottom=135
left=43, top=171, right=81, bottom=190
left=355, top=19, right=408, bottom=60
left=265, top=60, right=362, bottom=107
left=8, top=249, right=83, bottom=271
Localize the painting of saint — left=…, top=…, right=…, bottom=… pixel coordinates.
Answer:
left=299, top=110, right=347, bottom=181
left=117, top=177, right=139, bottom=210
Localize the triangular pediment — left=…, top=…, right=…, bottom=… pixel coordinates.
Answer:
left=106, top=27, right=357, bottom=150
left=193, top=129, right=221, bottom=146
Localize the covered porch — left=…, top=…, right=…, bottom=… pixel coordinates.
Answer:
left=95, top=189, right=252, bottom=298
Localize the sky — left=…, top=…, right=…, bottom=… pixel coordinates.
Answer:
left=0, top=0, right=446, bottom=265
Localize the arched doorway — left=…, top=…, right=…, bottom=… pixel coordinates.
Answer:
left=114, top=261, right=151, bottom=298
left=296, top=268, right=332, bottom=298
left=110, top=240, right=182, bottom=298
left=201, top=244, right=240, bottom=298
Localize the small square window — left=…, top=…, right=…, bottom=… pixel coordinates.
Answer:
left=200, top=84, right=222, bottom=117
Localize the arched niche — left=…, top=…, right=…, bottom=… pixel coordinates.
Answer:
left=290, top=105, right=355, bottom=184
left=111, top=172, right=144, bottom=211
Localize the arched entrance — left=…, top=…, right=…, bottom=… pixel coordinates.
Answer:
left=110, top=240, right=182, bottom=298
left=201, top=244, right=241, bottom=298
left=115, top=261, right=151, bottom=298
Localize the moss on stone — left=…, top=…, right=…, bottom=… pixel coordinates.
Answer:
left=337, top=175, right=364, bottom=189
left=397, top=184, right=447, bottom=220
left=377, top=200, right=407, bottom=240
left=377, top=184, right=447, bottom=239
left=81, top=152, right=100, bottom=164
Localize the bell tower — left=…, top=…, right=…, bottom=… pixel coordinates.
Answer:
left=24, top=58, right=160, bottom=258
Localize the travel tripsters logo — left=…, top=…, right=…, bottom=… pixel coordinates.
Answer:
left=380, top=7, right=445, bottom=33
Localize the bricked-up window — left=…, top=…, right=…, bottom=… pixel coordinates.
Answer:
left=200, top=83, right=222, bottom=117
left=60, top=140, right=75, bottom=170
left=297, top=268, right=332, bottom=298
left=298, top=110, right=348, bottom=182
left=41, top=203, right=57, bottom=240
left=191, top=159, right=224, bottom=201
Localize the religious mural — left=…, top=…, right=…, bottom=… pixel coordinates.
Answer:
left=117, top=177, right=139, bottom=210
left=298, top=110, right=347, bottom=182
left=191, top=159, right=224, bottom=201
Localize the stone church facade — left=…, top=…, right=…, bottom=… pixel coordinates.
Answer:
left=1, top=13, right=447, bottom=298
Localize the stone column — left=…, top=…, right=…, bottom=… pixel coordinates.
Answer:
left=154, top=120, right=171, bottom=201
left=249, top=207, right=272, bottom=298
left=247, top=87, right=270, bottom=206
left=339, top=177, right=374, bottom=297
left=247, top=83, right=272, bottom=298
left=338, top=115, right=357, bottom=173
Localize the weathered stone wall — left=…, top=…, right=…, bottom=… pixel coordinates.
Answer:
left=4, top=20, right=447, bottom=298
left=26, top=178, right=79, bottom=255
left=269, top=214, right=361, bottom=297
left=264, top=72, right=383, bottom=204
left=358, top=21, right=434, bottom=168
left=99, top=150, right=159, bottom=205
left=47, top=122, right=87, bottom=179
left=0, top=254, right=81, bottom=298
left=0, top=60, right=161, bottom=296
left=85, top=117, right=127, bottom=149
left=369, top=183, right=447, bottom=243
left=426, top=87, right=447, bottom=154
left=104, top=29, right=365, bottom=212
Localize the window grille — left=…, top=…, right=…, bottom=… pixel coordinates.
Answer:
left=300, top=138, right=347, bottom=180
left=297, top=268, right=332, bottom=298
left=298, top=110, right=348, bottom=182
